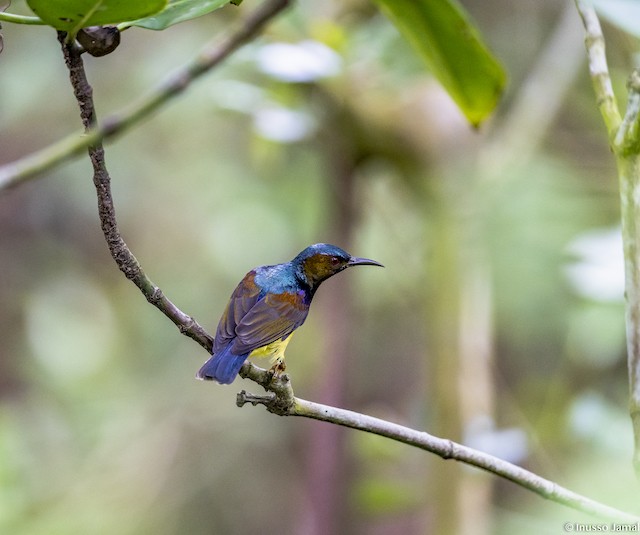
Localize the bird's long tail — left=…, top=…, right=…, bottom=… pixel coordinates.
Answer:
left=196, top=345, right=248, bottom=384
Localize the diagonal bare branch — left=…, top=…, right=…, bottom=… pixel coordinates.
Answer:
left=237, top=366, right=640, bottom=523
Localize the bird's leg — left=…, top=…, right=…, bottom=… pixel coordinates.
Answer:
left=267, top=358, right=286, bottom=381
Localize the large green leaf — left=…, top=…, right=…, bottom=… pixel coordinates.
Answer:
left=26, top=0, right=167, bottom=34
left=373, top=0, right=506, bottom=126
left=131, top=0, right=231, bottom=31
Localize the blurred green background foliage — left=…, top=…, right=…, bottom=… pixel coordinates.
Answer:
left=0, top=0, right=637, bottom=533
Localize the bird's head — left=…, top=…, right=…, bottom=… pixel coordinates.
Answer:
left=293, top=243, right=383, bottom=289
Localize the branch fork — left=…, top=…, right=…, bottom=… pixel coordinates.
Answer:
left=237, top=364, right=296, bottom=415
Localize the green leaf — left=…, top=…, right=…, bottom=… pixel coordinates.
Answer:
left=130, top=0, right=231, bottom=31
left=26, top=0, right=167, bottom=34
left=373, top=0, right=506, bottom=126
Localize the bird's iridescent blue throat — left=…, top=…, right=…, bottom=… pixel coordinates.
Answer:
left=196, top=243, right=383, bottom=384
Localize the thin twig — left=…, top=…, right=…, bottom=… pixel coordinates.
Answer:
left=615, top=71, right=640, bottom=155
left=575, top=1, right=621, bottom=137
left=0, top=0, right=291, bottom=191
left=0, top=12, right=44, bottom=25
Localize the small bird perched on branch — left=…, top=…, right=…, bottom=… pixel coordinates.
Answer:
left=197, top=243, right=383, bottom=384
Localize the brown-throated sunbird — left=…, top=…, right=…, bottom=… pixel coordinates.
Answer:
left=196, top=243, right=383, bottom=384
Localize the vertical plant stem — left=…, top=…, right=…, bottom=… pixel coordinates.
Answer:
left=576, top=1, right=640, bottom=476
left=616, top=149, right=640, bottom=476
left=614, top=69, right=640, bottom=478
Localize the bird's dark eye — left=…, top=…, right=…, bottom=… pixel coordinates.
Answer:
left=330, top=256, right=341, bottom=266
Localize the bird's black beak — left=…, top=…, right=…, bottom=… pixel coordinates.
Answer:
left=347, top=256, right=384, bottom=268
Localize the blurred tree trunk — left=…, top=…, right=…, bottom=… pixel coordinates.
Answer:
left=0, top=192, right=32, bottom=398
left=427, top=182, right=494, bottom=535
left=457, top=242, right=494, bottom=535
left=296, top=92, right=358, bottom=535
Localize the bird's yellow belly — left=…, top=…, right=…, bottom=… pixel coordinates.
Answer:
left=249, top=334, right=293, bottom=364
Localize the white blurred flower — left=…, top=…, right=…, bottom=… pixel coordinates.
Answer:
left=209, top=80, right=264, bottom=112
left=464, top=415, right=528, bottom=464
left=253, top=106, right=315, bottom=143
left=565, top=227, right=624, bottom=302
left=569, top=391, right=633, bottom=453
left=257, top=40, right=342, bottom=83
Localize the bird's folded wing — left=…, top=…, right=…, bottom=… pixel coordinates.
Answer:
left=213, top=271, right=263, bottom=354
left=233, top=291, right=309, bottom=354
